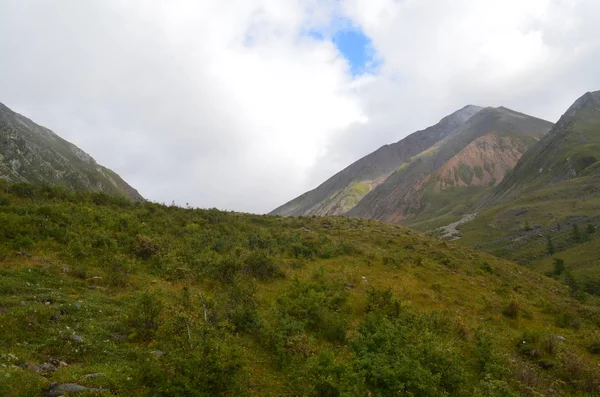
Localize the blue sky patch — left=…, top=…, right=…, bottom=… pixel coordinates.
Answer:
left=332, top=27, right=379, bottom=76
left=302, top=18, right=380, bottom=77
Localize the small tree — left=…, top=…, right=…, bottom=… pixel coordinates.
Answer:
left=546, top=236, right=555, bottom=256
left=553, top=258, right=565, bottom=277
left=572, top=224, right=582, bottom=243
left=586, top=224, right=596, bottom=235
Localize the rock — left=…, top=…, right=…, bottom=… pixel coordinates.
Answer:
left=554, top=336, right=567, bottom=341
left=150, top=350, right=164, bottom=358
left=38, top=362, right=57, bottom=373
left=71, top=335, right=84, bottom=344
left=47, top=383, right=102, bottom=396
left=82, top=373, right=105, bottom=379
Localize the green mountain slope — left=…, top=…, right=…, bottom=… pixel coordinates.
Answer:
left=454, top=91, right=600, bottom=296
left=0, top=181, right=599, bottom=396
left=270, top=105, right=482, bottom=217
left=0, top=102, right=143, bottom=201
left=348, top=107, right=553, bottom=228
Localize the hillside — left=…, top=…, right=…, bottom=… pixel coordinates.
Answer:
left=270, top=105, right=482, bottom=217
left=0, top=102, right=143, bottom=201
left=0, top=181, right=599, bottom=396
left=453, top=91, right=600, bottom=296
left=349, top=107, right=553, bottom=227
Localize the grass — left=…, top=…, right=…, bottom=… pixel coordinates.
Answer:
left=0, top=180, right=599, bottom=396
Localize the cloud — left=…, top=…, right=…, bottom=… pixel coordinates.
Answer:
left=0, top=0, right=598, bottom=212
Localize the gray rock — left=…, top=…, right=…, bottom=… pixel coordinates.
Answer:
left=554, top=336, right=567, bottom=341
left=47, top=383, right=103, bottom=396
left=82, top=373, right=106, bottom=379
left=38, top=362, right=57, bottom=373
left=71, top=335, right=84, bottom=344
left=150, top=350, right=164, bottom=358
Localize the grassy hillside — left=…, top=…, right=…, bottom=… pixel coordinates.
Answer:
left=453, top=91, right=600, bottom=298
left=0, top=181, right=599, bottom=396
left=458, top=172, right=600, bottom=297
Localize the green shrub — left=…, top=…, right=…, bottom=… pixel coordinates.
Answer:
left=276, top=275, right=349, bottom=343
left=243, top=250, right=283, bottom=280
left=587, top=339, right=600, bottom=355
left=129, top=291, right=163, bottom=342
left=502, top=301, right=520, bottom=319
left=351, top=312, right=467, bottom=396
left=134, top=234, right=159, bottom=259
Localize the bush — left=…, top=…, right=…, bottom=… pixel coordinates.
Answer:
left=243, top=250, right=283, bottom=280
left=556, top=311, right=581, bottom=330
left=351, top=312, right=467, bottom=396
left=502, top=301, right=520, bottom=319
left=275, top=275, right=349, bottom=343
left=129, top=291, right=163, bottom=342
left=587, top=339, right=600, bottom=355
left=134, top=234, right=159, bottom=259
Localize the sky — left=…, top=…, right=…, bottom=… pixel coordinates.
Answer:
left=0, top=0, right=599, bottom=213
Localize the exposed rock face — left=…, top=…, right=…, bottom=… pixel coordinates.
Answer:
left=347, top=107, right=553, bottom=223
left=270, top=105, right=483, bottom=216
left=0, top=101, right=143, bottom=200
left=430, top=133, right=533, bottom=191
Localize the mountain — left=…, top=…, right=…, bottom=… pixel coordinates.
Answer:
left=455, top=91, right=600, bottom=295
left=0, top=101, right=142, bottom=200
left=1, top=180, right=599, bottom=396
left=270, top=105, right=483, bottom=216
left=348, top=106, right=553, bottom=227
left=486, top=91, right=600, bottom=205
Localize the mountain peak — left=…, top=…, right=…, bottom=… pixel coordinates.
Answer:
left=440, top=105, right=483, bottom=127
left=0, top=101, right=143, bottom=201
left=565, top=90, right=600, bottom=115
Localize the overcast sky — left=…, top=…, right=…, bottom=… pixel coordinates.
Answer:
left=1, top=0, right=599, bottom=213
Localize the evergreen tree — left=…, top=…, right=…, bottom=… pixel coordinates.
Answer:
left=553, top=258, right=565, bottom=276
left=572, top=224, right=582, bottom=243
left=546, top=236, right=555, bottom=255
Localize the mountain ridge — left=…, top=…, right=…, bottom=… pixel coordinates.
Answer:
left=346, top=106, right=553, bottom=225
left=270, top=105, right=483, bottom=216
left=0, top=101, right=143, bottom=201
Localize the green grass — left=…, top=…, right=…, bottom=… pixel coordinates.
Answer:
left=0, top=180, right=599, bottom=396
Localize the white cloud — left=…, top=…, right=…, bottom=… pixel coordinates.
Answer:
left=0, top=0, right=599, bottom=212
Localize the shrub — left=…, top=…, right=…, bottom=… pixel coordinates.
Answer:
left=243, top=250, right=283, bottom=280
left=502, top=301, right=520, bottom=319
left=552, top=258, right=565, bottom=276
left=276, top=275, right=349, bottom=343
left=587, top=339, right=600, bottom=355
left=351, top=312, right=467, bottom=396
left=129, top=291, right=163, bottom=342
left=556, top=311, right=581, bottom=330
left=134, top=234, right=159, bottom=259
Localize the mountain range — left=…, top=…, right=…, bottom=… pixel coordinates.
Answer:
left=0, top=101, right=142, bottom=201
left=1, top=92, right=600, bottom=396
left=272, top=103, right=553, bottom=229
left=273, top=90, right=600, bottom=296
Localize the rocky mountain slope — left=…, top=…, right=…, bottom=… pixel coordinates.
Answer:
left=270, top=105, right=482, bottom=216
left=347, top=106, right=553, bottom=227
left=455, top=91, right=600, bottom=295
left=485, top=91, right=600, bottom=206
left=0, top=101, right=142, bottom=200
